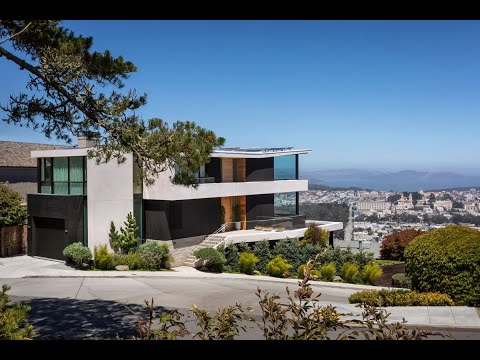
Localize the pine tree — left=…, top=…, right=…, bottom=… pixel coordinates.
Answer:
left=109, top=221, right=120, bottom=252
left=0, top=20, right=225, bottom=186
left=118, top=213, right=139, bottom=254
left=0, top=284, right=34, bottom=340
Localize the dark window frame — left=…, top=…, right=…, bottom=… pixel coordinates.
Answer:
left=39, top=156, right=87, bottom=195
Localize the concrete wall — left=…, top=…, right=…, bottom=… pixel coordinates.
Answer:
left=143, top=168, right=308, bottom=200
left=87, top=155, right=133, bottom=252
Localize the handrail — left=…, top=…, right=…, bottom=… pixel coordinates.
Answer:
left=191, top=223, right=227, bottom=254
left=192, top=215, right=307, bottom=255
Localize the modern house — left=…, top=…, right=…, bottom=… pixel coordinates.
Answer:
left=27, top=137, right=343, bottom=262
left=0, top=141, right=59, bottom=203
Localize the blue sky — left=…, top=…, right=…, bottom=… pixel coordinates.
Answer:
left=1, top=20, right=480, bottom=173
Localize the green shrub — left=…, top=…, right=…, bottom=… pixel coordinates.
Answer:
left=63, top=242, right=92, bottom=269
left=94, top=244, right=115, bottom=270
left=0, top=184, right=27, bottom=227
left=0, top=284, right=34, bottom=340
left=252, top=240, right=271, bottom=274
left=138, top=241, right=172, bottom=270
left=392, top=273, right=411, bottom=289
left=266, top=256, right=292, bottom=278
left=272, top=238, right=324, bottom=271
left=302, top=224, right=329, bottom=247
left=361, top=263, right=383, bottom=285
left=113, top=253, right=148, bottom=270
left=194, top=247, right=226, bottom=273
left=220, top=243, right=239, bottom=272
left=297, top=264, right=306, bottom=279
left=272, top=238, right=304, bottom=271
left=320, top=262, right=336, bottom=281
left=349, top=289, right=454, bottom=306
left=299, top=243, right=324, bottom=267
left=238, top=252, right=259, bottom=275
left=404, top=225, right=480, bottom=306
left=342, top=262, right=359, bottom=283
left=318, top=247, right=374, bottom=274
left=297, top=264, right=321, bottom=280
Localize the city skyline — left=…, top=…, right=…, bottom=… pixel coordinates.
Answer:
left=1, top=20, right=480, bottom=172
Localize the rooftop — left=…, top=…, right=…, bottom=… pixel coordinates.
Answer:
left=212, top=147, right=311, bottom=158
left=31, top=145, right=312, bottom=159
left=0, top=141, right=63, bottom=167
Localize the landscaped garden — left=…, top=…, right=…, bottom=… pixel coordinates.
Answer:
left=348, top=225, right=480, bottom=307
left=62, top=213, right=173, bottom=271
left=193, top=224, right=480, bottom=308
left=193, top=223, right=384, bottom=286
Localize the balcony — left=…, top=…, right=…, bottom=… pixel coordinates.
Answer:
left=143, top=179, right=308, bottom=201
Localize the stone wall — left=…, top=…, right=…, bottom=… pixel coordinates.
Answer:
left=373, top=263, right=406, bottom=287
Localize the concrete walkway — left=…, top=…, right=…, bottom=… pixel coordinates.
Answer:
left=1, top=256, right=479, bottom=330
left=0, top=256, right=382, bottom=290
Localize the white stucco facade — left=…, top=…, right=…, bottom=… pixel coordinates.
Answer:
left=143, top=168, right=308, bottom=200
left=86, top=154, right=134, bottom=252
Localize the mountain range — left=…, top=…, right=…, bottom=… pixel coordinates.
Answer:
left=301, top=169, right=480, bottom=192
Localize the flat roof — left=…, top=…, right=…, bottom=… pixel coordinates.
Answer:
left=32, top=146, right=312, bottom=159
left=211, top=147, right=312, bottom=158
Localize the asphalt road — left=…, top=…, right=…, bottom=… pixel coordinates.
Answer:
left=2, top=277, right=479, bottom=340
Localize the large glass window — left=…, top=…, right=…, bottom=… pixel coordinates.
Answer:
left=274, top=155, right=297, bottom=180
left=40, top=158, right=52, bottom=193
left=69, top=157, right=85, bottom=195
left=53, top=157, right=69, bottom=194
left=274, top=192, right=297, bottom=216
left=39, top=157, right=87, bottom=195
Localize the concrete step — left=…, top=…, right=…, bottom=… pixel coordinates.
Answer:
left=182, top=232, right=228, bottom=266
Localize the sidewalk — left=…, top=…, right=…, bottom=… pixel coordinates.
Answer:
left=0, top=256, right=385, bottom=290
left=1, top=256, right=479, bottom=329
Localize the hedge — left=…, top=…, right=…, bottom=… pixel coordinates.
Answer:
left=404, top=225, right=480, bottom=306
left=348, top=289, right=454, bottom=306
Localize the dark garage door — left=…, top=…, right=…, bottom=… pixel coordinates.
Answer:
left=34, top=217, right=66, bottom=260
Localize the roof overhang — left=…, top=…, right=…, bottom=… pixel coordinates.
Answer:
left=211, top=149, right=312, bottom=158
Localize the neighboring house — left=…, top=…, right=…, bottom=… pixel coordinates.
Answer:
left=0, top=140, right=61, bottom=203
left=27, top=137, right=343, bottom=261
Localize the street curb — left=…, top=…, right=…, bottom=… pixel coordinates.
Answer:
left=19, top=272, right=393, bottom=291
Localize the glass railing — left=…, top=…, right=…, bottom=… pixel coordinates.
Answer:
left=221, top=214, right=306, bottom=232
left=197, top=177, right=216, bottom=184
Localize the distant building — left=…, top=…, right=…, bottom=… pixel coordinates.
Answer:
left=394, top=194, right=414, bottom=211
left=464, top=202, right=477, bottom=212
left=356, top=201, right=391, bottom=211
left=0, top=140, right=61, bottom=202
left=435, top=200, right=452, bottom=211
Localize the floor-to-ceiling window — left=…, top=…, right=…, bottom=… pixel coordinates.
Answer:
left=53, top=157, right=69, bottom=194
left=40, top=158, right=52, bottom=193
left=274, top=192, right=297, bottom=216
left=69, top=157, right=85, bottom=195
left=274, top=154, right=297, bottom=180
left=39, top=157, right=87, bottom=195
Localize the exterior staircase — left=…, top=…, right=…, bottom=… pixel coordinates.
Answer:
left=183, top=233, right=228, bottom=267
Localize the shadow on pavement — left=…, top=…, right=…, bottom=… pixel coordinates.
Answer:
left=22, top=297, right=165, bottom=340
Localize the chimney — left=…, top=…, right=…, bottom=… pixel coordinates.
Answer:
left=77, top=134, right=99, bottom=148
